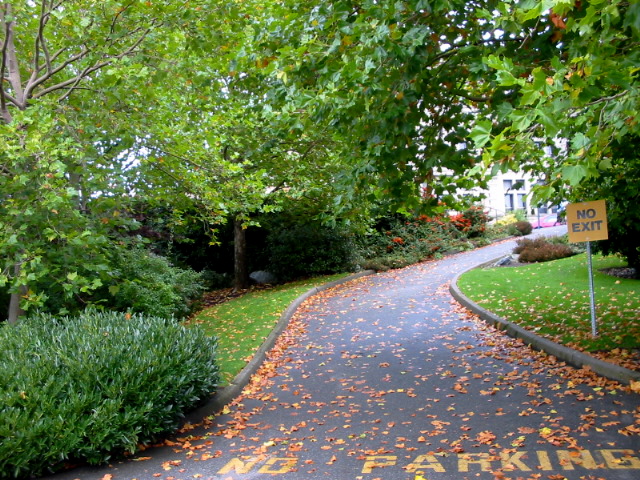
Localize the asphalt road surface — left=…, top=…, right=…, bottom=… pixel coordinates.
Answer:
left=43, top=227, right=640, bottom=480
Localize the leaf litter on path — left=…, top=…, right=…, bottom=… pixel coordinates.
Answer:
left=57, top=251, right=639, bottom=480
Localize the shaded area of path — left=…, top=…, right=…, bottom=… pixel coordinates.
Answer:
left=44, top=228, right=639, bottom=480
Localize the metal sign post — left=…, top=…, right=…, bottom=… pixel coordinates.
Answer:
left=566, top=200, right=608, bottom=338
left=586, top=241, right=598, bottom=337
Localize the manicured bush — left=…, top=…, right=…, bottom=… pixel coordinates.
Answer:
left=109, top=249, right=206, bottom=319
left=484, top=222, right=513, bottom=240
left=0, top=311, right=219, bottom=478
left=516, top=220, right=533, bottom=235
left=514, top=237, right=576, bottom=263
left=513, top=221, right=533, bottom=236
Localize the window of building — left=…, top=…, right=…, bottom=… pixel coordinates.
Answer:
left=504, top=193, right=514, bottom=212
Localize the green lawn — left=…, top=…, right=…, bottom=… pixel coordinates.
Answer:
left=187, top=273, right=349, bottom=385
left=457, top=254, right=640, bottom=352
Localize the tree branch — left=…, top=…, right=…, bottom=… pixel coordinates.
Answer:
left=146, top=145, right=230, bottom=178
left=1, top=3, right=24, bottom=116
left=25, top=46, right=92, bottom=99
left=585, top=90, right=628, bottom=107
left=28, top=0, right=65, bottom=91
left=0, top=5, right=10, bottom=121
left=29, top=24, right=153, bottom=102
left=453, top=90, right=489, bottom=103
left=18, top=0, right=157, bottom=103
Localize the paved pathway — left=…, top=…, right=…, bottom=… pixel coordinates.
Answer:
left=45, top=228, right=639, bottom=480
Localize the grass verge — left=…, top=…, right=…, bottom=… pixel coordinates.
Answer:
left=187, top=273, right=349, bottom=385
left=457, top=254, right=640, bottom=355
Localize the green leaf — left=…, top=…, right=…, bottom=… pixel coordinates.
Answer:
left=623, top=2, right=640, bottom=37
left=469, top=120, right=493, bottom=148
left=562, top=164, right=589, bottom=186
left=509, top=110, right=533, bottom=132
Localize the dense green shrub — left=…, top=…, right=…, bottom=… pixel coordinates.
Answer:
left=484, top=222, right=513, bottom=241
left=200, top=270, right=232, bottom=290
left=514, top=237, right=576, bottom=263
left=110, top=249, right=206, bottom=318
left=360, top=257, right=392, bottom=272
left=0, top=311, right=219, bottom=478
left=266, top=225, right=359, bottom=281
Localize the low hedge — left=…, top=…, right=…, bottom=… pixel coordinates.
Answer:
left=514, top=236, right=576, bottom=263
left=0, top=311, right=219, bottom=479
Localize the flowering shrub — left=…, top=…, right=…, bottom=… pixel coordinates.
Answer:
left=450, top=213, right=472, bottom=233
left=451, top=206, right=490, bottom=238
left=359, top=207, right=489, bottom=271
left=495, top=213, right=520, bottom=226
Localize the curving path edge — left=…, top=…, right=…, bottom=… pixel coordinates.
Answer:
left=188, top=250, right=639, bottom=429
left=182, top=270, right=377, bottom=425
left=450, top=261, right=640, bottom=386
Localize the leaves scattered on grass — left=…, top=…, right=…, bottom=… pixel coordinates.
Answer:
left=458, top=254, right=640, bottom=370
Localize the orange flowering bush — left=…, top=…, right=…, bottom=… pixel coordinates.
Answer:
left=359, top=207, right=490, bottom=271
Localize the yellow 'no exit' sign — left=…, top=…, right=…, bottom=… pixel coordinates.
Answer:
left=566, top=200, right=609, bottom=243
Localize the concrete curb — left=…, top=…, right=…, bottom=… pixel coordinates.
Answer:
left=450, top=260, right=640, bottom=386
left=183, top=270, right=376, bottom=424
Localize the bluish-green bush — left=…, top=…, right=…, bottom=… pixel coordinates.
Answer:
left=0, top=311, right=219, bottom=478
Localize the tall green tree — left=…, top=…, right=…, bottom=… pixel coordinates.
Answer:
left=238, top=0, right=514, bottom=216
left=136, top=3, right=360, bottom=290
left=574, top=135, right=640, bottom=272
left=0, top=0, right=226, bottom=322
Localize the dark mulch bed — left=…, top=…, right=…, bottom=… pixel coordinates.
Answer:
left=600, top=267, right=638, bottom=279
left=198, top=285, right=274, bottom=308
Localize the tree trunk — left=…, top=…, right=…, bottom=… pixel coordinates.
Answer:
left=7, top=264, right=26, bottom=324
left=233, top=216, right=250, bottom=291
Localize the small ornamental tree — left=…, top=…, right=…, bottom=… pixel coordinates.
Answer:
left=472, top=0, right=640, bottom=266
left=575, top=136, right=640, bottom=273
left=0, top=1, right=184, bottom=322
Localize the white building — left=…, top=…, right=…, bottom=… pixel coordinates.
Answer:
left=436, top=169, right=561, bottom=221
left=483, top=170, right=562, bottom=220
